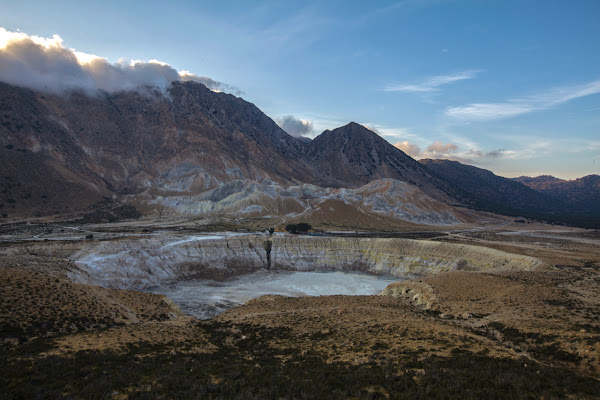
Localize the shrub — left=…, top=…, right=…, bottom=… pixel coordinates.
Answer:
left=285, top=223, right=312, bottom=234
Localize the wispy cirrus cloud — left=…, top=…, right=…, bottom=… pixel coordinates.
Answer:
left=446, top=79, right=600, bottom=120
left=385, top=70, right=480, bottom=93
left=360, top=123, right=414, bottom=139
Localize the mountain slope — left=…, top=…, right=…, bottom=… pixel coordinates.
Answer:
left=420, top=159, right=599, bottom=228
left=1, top=81, right=473, bottom=225
left=419, top=159, right=566, bottom=213
left=139, top=178, right=465, bottom=227
left=0, top=81, right=320, bottom=218
left=513, top=175, right=600, bottom=215
left=306, top=122, right=459, bottom=203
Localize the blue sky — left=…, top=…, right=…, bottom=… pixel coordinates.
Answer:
left=1, top=0, right=599, bottom=178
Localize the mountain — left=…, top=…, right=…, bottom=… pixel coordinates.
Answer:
left=0, top=81, right=464, bottom=226
left=513, top=175, right=564, bottom=186
left=419, top=159, right=562, bottom=213
left=3, top=79, right=596, bottom=228
left=305, top=122, right=459, bottom=203
left=513, top=175, right=600, bottom=216
left=421, top=159, right=600, bottom=228
left=0, top=81, right=320, bottom=218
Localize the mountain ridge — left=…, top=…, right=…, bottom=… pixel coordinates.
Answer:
left=421, top=159, right=599, bottom=227
left=2, top=80, right=596, bottom=228
left=513, top=174, right=600, bottom=216
left=0, top=81, right=464, bottom=225
left=305, top=122, right=459, bottom=203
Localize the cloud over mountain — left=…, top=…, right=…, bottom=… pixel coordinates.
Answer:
left=423, top=141, right=458, bottom=156
left=0, top=27, right=238, bottom=94
left=392, top=138, right=507, bottom=164
left=393, top=141, right=421, bottom=157
left=276, top=115, right=313, bottom=137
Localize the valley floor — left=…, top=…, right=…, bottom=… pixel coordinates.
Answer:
left=1, top=221, right=599, bottom=399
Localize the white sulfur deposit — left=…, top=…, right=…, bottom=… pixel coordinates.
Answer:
left=150, top=270, right=398, bottom=319
left=70, top=234, right=541, bottom=290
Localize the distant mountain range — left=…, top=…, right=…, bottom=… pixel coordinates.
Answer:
left=422, top=159, right=599, bottom=228
left=512, top=175, right=600, bottom=216
left=0, top=80, right=598, bottom=228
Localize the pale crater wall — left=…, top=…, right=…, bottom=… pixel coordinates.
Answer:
left=70, top=235, right=268, bottom=289
left=269, top=236, right=540, bottom=277
left=69, top=234, right=541, bottom=290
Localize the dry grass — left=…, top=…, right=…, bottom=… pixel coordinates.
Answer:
left=1, top=223, right=599, bottom=398
left=0, top=263, right=183, bottom=346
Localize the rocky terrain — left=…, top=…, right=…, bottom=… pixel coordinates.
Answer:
left=0, top=81, right=468, bottom=227
left=513, top=174, right=600, bottom=215
left=2, top=76, right=599, bottom=399
left=1, top=221, right=599, bottom=398
left=136, top=178, right=467, bottom=226
left=421, top=159, right=600, bottom=228
left=0, top=80, right=310, bottom=218
left=62, top=233, right=539, bottom=289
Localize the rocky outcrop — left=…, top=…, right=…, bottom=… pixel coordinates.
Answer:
left=70, top=234, right=268, bottom=289
left=70, top=234, right=541, bottom=290
left=379, top=281, right=437, bottom=310
left=269, top=236, right=540, bottom=276
left=146, top=178, right=463, bottom=225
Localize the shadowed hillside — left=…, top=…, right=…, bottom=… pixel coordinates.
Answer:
left=420, top=159, right=600, bottom=228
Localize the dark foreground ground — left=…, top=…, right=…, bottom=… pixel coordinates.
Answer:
left=1, top=223, right=599, bottom=399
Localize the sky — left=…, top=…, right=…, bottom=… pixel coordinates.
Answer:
left=0, top=0, right=599, bottom=179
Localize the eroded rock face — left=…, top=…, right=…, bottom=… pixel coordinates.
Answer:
left=70, top=234, right=541, bottom=290
left=69, top=234, right=267, bottom=289
left=144, top=178, right=462, bottom=225
left=270, top=236, right=540, bottom=276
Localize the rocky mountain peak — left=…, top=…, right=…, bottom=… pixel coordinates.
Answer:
left=0, top=80, right=461, bottom=221
left=304, top=124, right=458, bottom=202
left=320, top=122, right=378, bottom=140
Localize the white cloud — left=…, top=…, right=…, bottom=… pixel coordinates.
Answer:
left=0, top=27, right=238, bottom=94
left=276, top=115, right=313, bottom=137
left=393, top=141, right=421, bottom=157
left=0, top=28, right=63, bottom=48
left=385, top=70, right=480, bottom=93
left=445, top=103, right=534, bottom=120
left=424, top=141, right=458, bottom=154
left=419, top=141, right=459, bottom=159
left=446, top=79, right=600, bottom=120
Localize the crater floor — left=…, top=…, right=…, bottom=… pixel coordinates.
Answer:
left=147, top=270, right=399, bottom=319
